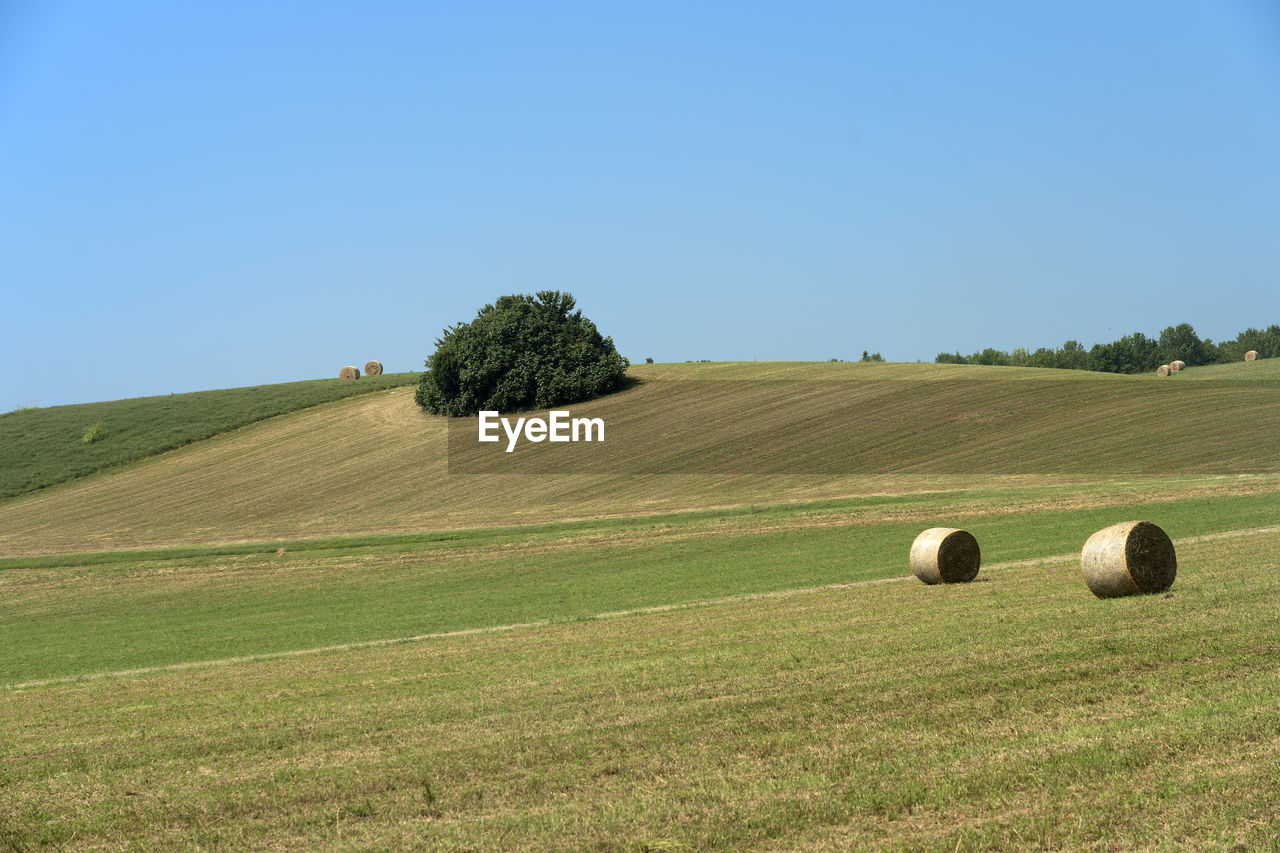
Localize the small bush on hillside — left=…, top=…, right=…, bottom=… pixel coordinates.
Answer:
left=81, top=423, right=107, bottom=444
left=415, top=291, right=629, bottom=416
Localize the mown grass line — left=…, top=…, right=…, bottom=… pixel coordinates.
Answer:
left=3, top=473, right=1275, bottom=570
left=0, top=531, right=465, bottom=571
left=5, top=488, right=1280, bottom=686
left=3, top=571, right=929, bottom=691
left=7, top=521, right=1277, bottom=693
left=0, top=372, right=418, bottom=499
left=2, top=529, right=1277, bottom=849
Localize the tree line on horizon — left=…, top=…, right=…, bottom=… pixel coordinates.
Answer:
left=935, top=323, right=1279, bottom=374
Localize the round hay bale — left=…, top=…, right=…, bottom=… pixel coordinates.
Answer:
left=909, top=527, right=980, bottom=584
left=338, top=365, right=360, bottom=380
left=1080, top=520, right=1176, bottom=599
left=1245, top=350, right=1258, bottom=362
left=1156, top=364, right=1170, bottom=377
left=364, top=360, right=384, bottom=376
left=1169, top=360, right=1186, bottom=372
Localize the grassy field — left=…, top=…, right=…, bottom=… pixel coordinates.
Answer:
left=1170, top=354, right=1280, bottom=381
left=7, top=484, right=1280, bottom=686
left=3, top=489, right=1279, bottom=849
left=4, top=361, right=1280, bottom=849
left=0, top=372, right=418, bottom=499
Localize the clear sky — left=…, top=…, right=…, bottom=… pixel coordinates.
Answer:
left=3, top=1, right=1279, bottom=411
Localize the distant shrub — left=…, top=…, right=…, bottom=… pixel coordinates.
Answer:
left=971, top=348, right=1011, bottom=366
left=1216, top=325, right=1280, bottom=362
left=81, top=423, right=107, bottom=444
left=645, top=357, right=654, bottom=364
left=930, top=322, right=1272, bottom=374
left=1054, top=340, right=1089, bottom=370
left=1088, top=332, right=1160, bottom=374
left=1026, top=347, right=1056, bottom=369
left=415, top=291, right=629, bottom=416
left=1157, top=323, right=1212, bottom=368
left=860, top=351, right=884, bottom=363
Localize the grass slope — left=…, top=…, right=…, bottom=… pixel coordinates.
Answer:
left=0, top=373, right=418, bottom=499
left=5, top=484, right=1280, bottom=685
left=1169, top=353, right=1280, bottom=380
left=3, top=493, right=1279, bottom=849
left=2, top=361, right=1279, bottom=556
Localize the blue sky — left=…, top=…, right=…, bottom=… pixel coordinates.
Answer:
left=2, top=1, right=1278, bottom=411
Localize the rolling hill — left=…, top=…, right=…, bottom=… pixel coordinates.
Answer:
left=2, top=360, right=1278, bottom=556
left=0, top=372, right=419, bottom=499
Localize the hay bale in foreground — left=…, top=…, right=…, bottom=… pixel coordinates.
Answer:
left=1156, top=364, right=1171, bottom=377
left=1169, top=360, right=1186, bottom=372
left=910, top=527, right=980, bottom=584
left=1245, top=350, right=1259, bottom=362
left=1081, top=520, right=1176, bottom=599
left=339, top=366, right=360, bottom=380
left=364, top=360, right=384, bottom=376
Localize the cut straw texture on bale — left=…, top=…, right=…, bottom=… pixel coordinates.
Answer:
left=364, top=360, right=384, bottom=376
left=1245, top=350, right=1259, bottom=362
left=1169, top=360, right=1186, bottom=372
left=339, top=366, right=360, bottom=380
left=1156, top=365, right=1171, bottom=377
left=1080, top=520, right=1176, bottom=599
left=909, top=527, right=981, bottom=584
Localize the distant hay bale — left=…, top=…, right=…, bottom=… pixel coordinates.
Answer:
left=1245, top=350, right=1258, bottom=362
left=1156, top=364, right=1170, bottom=377
left=339, top=366, right=360, bottom=380
left=910, top=527, right=981, bottom=584
left=1169, top=360, right=1186, bottom=372
left=1081, top=520, right=1176, bottom=599
left=364, top=360, right=384, bottom=376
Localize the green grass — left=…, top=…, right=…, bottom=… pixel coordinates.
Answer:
left=0, top=372, right=418, bottom=499
left=2, top=496, right=1279, bottom=849
left=5, top=483, right=1280, bottom=685
left=1171, top=354, right=1280, bottom=381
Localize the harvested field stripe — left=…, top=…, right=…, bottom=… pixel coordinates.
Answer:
left=8, top=523, right=1277, bottom=692
left=0, top=573, right=1019, bottom=690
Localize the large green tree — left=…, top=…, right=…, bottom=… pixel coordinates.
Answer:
left=415, top=291, right=629, bottom=416
left=1158, top=322, right=1211, bottom=367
